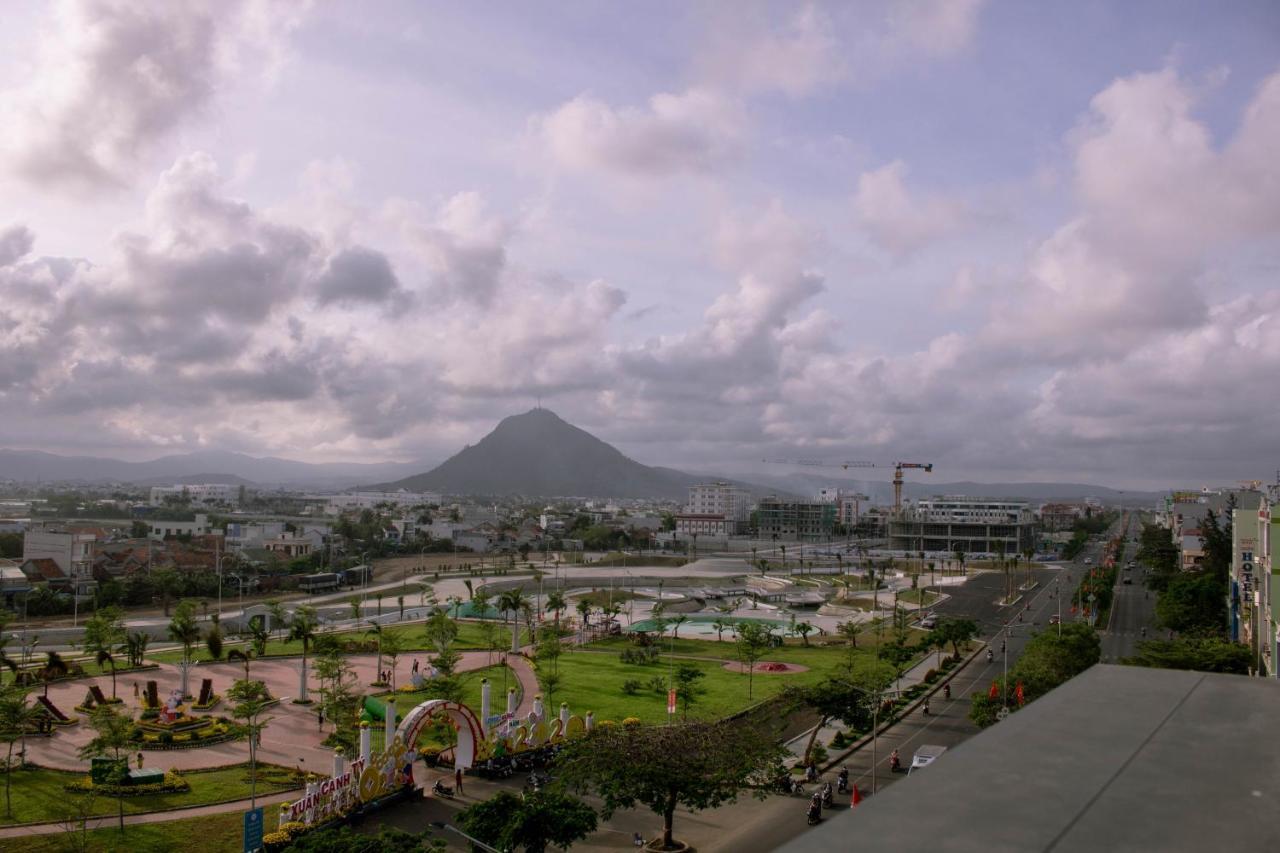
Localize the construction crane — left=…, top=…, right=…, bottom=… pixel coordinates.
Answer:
left=761, top=459, right=877, bottom=471
left=892, top=462, right=934, bottom=514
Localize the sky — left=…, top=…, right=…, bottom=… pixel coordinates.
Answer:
left=0, top=0, right=1278, bottom=490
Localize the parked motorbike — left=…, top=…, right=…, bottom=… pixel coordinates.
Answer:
left=431, top=780, right=454, bottom=798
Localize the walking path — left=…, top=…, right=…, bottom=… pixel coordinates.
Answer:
left=23, top=650, right=538, bottom=774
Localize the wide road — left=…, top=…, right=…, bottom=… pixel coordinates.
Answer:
left=1100, top=524, right=1159, bottom=662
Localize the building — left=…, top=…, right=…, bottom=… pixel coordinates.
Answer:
left=1230, top=490, right=1264, bottom=646
left=320, top=490, right=441, bottom=514
left=780, top=665, right=1280, bottom=853
left=888, top=497, right=1036, bottom=554
left=674, top=513, right=734, bottom=538
left=683, top=482, right=752, bottom=535
left=147, top=514, right=214, bottom=541
left=224, top=521, right=286, bottom=552
left=22, top=525, right=100, bottom=594
left=149, top=484, right=241, bottom=506
left=0, top=558, right=32, bottom=604
left=1038, top=502, right=1085, bottom=531
left=756, top=498, right=836, bottom=542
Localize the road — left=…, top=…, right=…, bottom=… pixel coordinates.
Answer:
left=1100, top=524, right=1159, bottom=662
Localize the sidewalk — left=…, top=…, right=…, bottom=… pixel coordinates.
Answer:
left=0, top=789, right=299, bottom=838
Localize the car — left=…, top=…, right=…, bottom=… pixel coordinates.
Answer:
left=1048, top=615, right=1060, bottom=624
left=920, top=613, right=938, bottom=629
left=1123, top=574, right=1132, bottom=585
left=908, top=745, right=948, bottom=775
left=1083, top=557, right=1093, bottom=564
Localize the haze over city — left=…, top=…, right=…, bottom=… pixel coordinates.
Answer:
left=2, top=0, right=1278, bottom=488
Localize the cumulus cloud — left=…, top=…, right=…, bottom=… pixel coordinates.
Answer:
left=0, top=0, right=308, bottom=191
left=312, top=247, right=407, bottom=309
left=699, top=3, right=844, bottom=97
left=0, top=226, right=35, bottom=267
left=533, top=88, right=744, bottom=177
left=885, top=0, right=986, bottom=59
left=853, top=160, right=968, bottom=257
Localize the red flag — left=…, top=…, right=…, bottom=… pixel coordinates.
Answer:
left=1015, top=681, right=1026, bottom=706
left=851, top=785, right=861, bottom=808
left=1071, top=605, right=1077, bottom=615
left=988, top=680, right=999, bottom=700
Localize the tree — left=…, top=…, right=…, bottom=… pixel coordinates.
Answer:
left=168, top=600, right=201, bottom=699
left=557, top=719, right=787, bottom=850
left=545, top=591, right=567, bottom=632
left=267, top=599, right=288, bottom=642
left=734, top=622, right=773, bottom=699
left=673, top=663, right=706, bottom=720
left=1157, top=571, right=1228, bottom=636
left=205, top=614, right=224, bottom=660
left=670, top=614, right=688, bottom=640
left=347, top=597, right=361, bottom=623
left=953, top=545, right=967, bottom=577
left=785, top=658, right=894, bottom=765
left=227, top=648, right=255, bottom=682
left=228, top=679, right=273, bottom=810
left=499, top=589, right=530, bottom=652
left=288, top=605, right=319, bottom=703
left=124, top=631, right=148, bottom=668
left=77, top=704, right=133, bottom=832
left=1125, top=637, right=1252, bottom=674
left=152, top=569, right=182, bottom=617
left=711, top=618, right=729, bottom=643
left=0, top=686, right=39, bottom=818
left=472, top=588, right=491, bottom=619
left=836, top=619, right=863, bottom=648
left=536, top=625, right=563, bottom=677
left=249, top=619, right=270, bottom=657
left=459, top=790, right=597, bottom=853
left=314, top=653, right=358, bottom=729
left=380, top=630, right=405, bottom=689
left=80, top=607, right=125, bottom=700
left=794, top=621, right=815, bottom=646
left=575, top=598, right=592, bottom=642
left=366, top=622, right=385, bottom=683
left=423, top=609, right=459, bottom=653
left=931, top=618, right=978, bottom=659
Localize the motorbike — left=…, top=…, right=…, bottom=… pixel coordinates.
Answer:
left=820, top=783, right=833, bottom=809
left=943, top=684, right=951, bottom=700
left=986, top=649, right=993, bottom=662
left=806, top=802, right=822, bottom=825
left=836, top=769, right=849, bottom=794
left=922, top=700, right=931, bottom=715
left=431, top=780, right=454, bottom=798
left=890, top=753, right=901, bottom=773
left=790, top=779, right=807, bottom=797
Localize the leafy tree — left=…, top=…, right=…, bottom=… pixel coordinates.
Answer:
left=557, top=719, right=786, bottom=850
left=80, top=607, right=125, bottom=699
left=1125, top=637, right=1252, bottom=674
left=785, top=659, right=894, bottom=765
left=734, top=622, right=773, bottom=699
left=314, top=653, right=358, bottom=728
left=124, top=631, right=148, bottom=668
left=423, top=609, right=459, bottom=653
left=205, top=614, right=224, bottom=660
left=1157, top=571, right=1228, bottom=636
left=167, top=600, right=201, bottom=697
left=670, top=614, right=688, bottom=640
left=0, top=686, right=39, bottom=817
left=458, top=790, right=597, bottom=853
left=673, top=663, right=706, bottom=720
left=288, top=605, right=319, bottom=703
left=930, top=617, right=978, bottom=659
left=152, top=569, right=182, bottom=617
left=970, top=622, right=1100, bottom=727
left=347, top=597, right=361, bottom=623
left=536, top=626, right=562, bottom=676
left=380, top=630, right=405, bottom=689
left=545, top=590, right=567, bottom=631
left=249, top=619, right=270, bottom=656
left=837, top=619, right=863, bottom=648
left=284, top=826, right=436, bottom=853
left=794, top=621, right=815, bottom=646
left=77, top=704, right=133, bottom=832
left=228, top=679, right=274, bottom=809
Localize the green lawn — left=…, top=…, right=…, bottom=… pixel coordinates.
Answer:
left=896, top=589, right=942, bottom=607
left=364, top=663, right=511, bottom=753
left=19, top=808, right=283, bottom=853
left=145, top=620, right=530, bottom=665
left=0, top=763, right=299, bottom=826
left=585, top=631, right=924, bottom=664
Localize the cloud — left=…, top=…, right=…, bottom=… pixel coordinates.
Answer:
left=886, top=0, right=986, bottom=59
left=388, top=192, right=510, bottom=307
left=0, top=0, right=308, bottom=192
left=313, top=247, right=407, bottom=308
left=853, top=160, right=968, bottom=257
left=533, top=88, right=744, bottom=177
left=0, top=226, right=35, bottom=267
left=699, top=3, right=843, bottom=97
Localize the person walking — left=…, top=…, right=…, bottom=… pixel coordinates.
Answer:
left=455, top=766, right=464, bottom=795
left=136, top=752, right=144, bottom=770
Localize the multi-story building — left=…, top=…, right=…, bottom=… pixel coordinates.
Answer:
left=888, top=497, right=1036, bottom=554
left=683, top=482, right=752, bottom=534
left=674, top=514, right=734, bottom=538
left=22, top=525, right=100, bottom=596
left=1039, top=503, right=1085, bottom=531
left=149, top=484, right=241, bottom=506
left=757, top=498, right=836, bottom=542
left=1231, top=491, right=1265, bottom=646
left=321, top=491, right=441, bottom=514
left=147, top=514, right=215, bottom=541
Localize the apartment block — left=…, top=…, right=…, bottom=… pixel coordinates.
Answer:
left=757, top=498, right=837, bottom=542
left=889, top=497, right=1036, bottom=554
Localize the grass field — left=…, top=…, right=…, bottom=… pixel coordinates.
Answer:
left=0, top=763, right=299, bottom=827
left=146, top=620, right=532, bottom=665
left=18, top=808, right=284, bottom=853
left=895, top=589, right=942, bottom=607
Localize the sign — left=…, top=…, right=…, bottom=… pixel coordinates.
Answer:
left=243, top=807, right=264, bottom=853
left=667, top=688, right=677, bottom=716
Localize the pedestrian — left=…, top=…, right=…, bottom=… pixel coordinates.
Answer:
left=318, top=708, right=324, bottom=730
left=412, top=659, right=419, bottom=674
left=455, top=766, right=464, bottom=794
left=136, top=752, right=144, bottom=770
left=133, top=682, right=140, bottom=699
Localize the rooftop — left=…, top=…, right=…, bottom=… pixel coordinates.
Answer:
left=780, top=664, right=1280, bottom=853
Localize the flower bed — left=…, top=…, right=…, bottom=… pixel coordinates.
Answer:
left=131, top=717, right=243, bottom=750
left=64, top=770, right=191, bottom=797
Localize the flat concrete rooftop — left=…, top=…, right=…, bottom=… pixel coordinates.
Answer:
left=779, top=664, right=1280, bottom=853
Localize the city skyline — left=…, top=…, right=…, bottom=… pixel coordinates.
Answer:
left=1, top=1, right=1278, bottom=488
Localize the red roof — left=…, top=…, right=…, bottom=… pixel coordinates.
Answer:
left=22, top=558, right=66, bottom=581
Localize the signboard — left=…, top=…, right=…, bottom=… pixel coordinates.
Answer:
left=243, top=807, right=264, bottom=853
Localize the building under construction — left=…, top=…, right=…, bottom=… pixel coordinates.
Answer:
left=757, top=497, right=837, bottom=541
left=888, top=497, right=1036, bottom=554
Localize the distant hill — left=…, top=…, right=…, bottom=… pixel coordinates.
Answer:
left=377, top=408, right=704, bottom=499
left=0, top=448, right=427, bottom=488
left=132, top=473, right=258, bottom=487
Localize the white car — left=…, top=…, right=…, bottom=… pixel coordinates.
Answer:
left=920, top=613, right=938, bottom=629
left=908, top=745, right=948, bottom=774
left=1083, top=557, right=1093, bottom=565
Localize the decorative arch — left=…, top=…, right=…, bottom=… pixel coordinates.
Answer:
left=395, top=699, right=484, bottom=769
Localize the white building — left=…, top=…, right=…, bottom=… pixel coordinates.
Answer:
left=22, top=525, right=99, bottom=592
left=321, top=490, right=441, bottom=514
left=148, top=514, right=215, bottom=541
left=224, top=521, right=286, bottom=551
left=684, top=482, right=752, bottom=534
left=149, top=484, right=240, bottom=506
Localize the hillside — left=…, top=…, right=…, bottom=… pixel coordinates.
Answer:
left=377, top=409, right=702, bottom=498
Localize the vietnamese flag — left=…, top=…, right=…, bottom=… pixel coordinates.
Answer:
left=988, top=680, right=999, bottom=700
left=851, top=785, right=861, bottom=808
left=1015, top=681, right=1026, bottom=706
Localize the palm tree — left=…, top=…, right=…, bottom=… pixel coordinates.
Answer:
left=670, top=614, right=688, bottom=640
left=711, top=618, right=727, bottom=642
left=575, top=598, right=592, bottom=642
left=267, top=599, right=288, bottom=642
left=288, top=605, right=318, bottom=704
left=125, top=631, right=148, bottom=668
left=953, top=545, right=967, bottom=578
left=795, top=621, right=815, bottom=646
left=497, top=589, right=529, bottom=653
left=545, top=591, right=567, bottom=632
left=447, top=595, right=464, bottom=620
left=366, top=621, right=384, bottom=683
left=227, top=648, right=254, bottom=681
left=81, top=606, right=125, bottom=699
left=397, top=595, right=405, bottom=621
left=40, top=651, right=68, bottom=697
left=380, top=630, right=405, bottom=690
left=837, top=619, right=863, bottom=648
left=0, top=687, right=39, bottom=817
left=77, top=705, right=133, bottom=832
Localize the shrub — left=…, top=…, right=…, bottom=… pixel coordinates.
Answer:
left=923, top=668, right=938, bottom=684
left=621, top=679, right=643, bottom=695
left=830, top=731, right=848, bottom=749
left=159, top=731, right=174, bottom=744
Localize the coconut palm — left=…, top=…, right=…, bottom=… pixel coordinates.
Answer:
left=545, top=591, right=567, bottom=631
left=228, top=648, right=255, bottom=682
left=670, top=614, right=688, bottom=640
left=380, top=630, right=405, bottom=690
left=267, top=599, right=288, bottom=642
left=366, top=621, right=384, bottom=682
left=497, top=589, right=529, bottom=652
left=287, top=605, right=318, bottom=703
left=40, top=651, right=68, bottom=697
